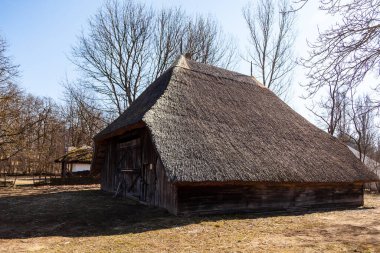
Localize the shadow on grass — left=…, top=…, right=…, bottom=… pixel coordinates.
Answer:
left=0, top=188, right=376, bottom=239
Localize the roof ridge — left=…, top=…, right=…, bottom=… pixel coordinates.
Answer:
left=171, top=55, right=265, bottom=88
left=171, top=55, right=191, bottom=69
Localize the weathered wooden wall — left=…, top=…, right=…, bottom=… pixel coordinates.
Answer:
left=100, top=142, right=112, bottom=192
left=153, top=157, right=178, bottom=214
left=100, top=128, right=364, bottom=216
left=141, top=131, right=177, bottom=213
left=100, top=127, right=177, bottom=213
left=176, top=183, right=364, bottom=215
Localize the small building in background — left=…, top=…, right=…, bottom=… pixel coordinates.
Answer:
left=55, top=146, right=93, bottom=177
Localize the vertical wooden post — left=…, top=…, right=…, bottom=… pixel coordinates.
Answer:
left=61, top=162, right=65, bottom=178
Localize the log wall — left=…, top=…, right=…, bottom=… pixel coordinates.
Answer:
left=176, top=183, right=364, bottom=215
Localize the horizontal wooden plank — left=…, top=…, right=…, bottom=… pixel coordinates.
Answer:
left=177, top=183, right=363, bottom=215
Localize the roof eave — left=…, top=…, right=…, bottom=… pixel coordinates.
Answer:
left=94, top=120, right=146, bottom=143
left=173, top=179, right=379, bottom=186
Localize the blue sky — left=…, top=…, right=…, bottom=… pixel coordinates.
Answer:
left=0, top=0, right=104, bottom=99
left=0, top=0, right=328, bottom=123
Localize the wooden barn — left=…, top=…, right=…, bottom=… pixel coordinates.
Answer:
left=91, top=55, right=379, bottom=215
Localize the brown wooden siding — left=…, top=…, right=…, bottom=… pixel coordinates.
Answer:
left=100, top=141, right=114, bottom=192
left=100, top=127, right=177, bottom=213
left=100, top=128, right=364, bottom=216
left=141, top=129, right=177, bottom=213
left=154, top=157, right=177, bottom=214
left=176, top=183, right=364, bottom=215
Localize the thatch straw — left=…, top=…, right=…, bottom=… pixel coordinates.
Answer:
left=95, top=55, right=379, bottom=183
left=55, top=146, right=93, bottom=163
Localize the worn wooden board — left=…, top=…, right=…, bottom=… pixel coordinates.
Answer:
left=176, top=182, right=364, bottom=215
left=99, top=128, right=365, bottom=216
left=100, top=127, right=177, bottom=213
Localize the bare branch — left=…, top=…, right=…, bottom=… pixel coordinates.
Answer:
left=243, top=0, right=296, bottom=98
left=300, top=0, right=380, bottom=97
left=71, top=0, right=237, bottom=118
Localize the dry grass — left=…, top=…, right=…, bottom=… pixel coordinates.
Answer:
left=0, top=184, right=379, bottom=253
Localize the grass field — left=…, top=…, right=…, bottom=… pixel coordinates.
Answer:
left=0, top=184, right=379, bottom=253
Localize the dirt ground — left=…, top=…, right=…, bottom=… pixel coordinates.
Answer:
left=0, top=184, right=379, bottom=253
left=0, top=175, right=55, bottom=187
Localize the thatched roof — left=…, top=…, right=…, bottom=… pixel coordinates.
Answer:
left=94, top=55, right=378, bottom=183
left=55, top=146, right=93, bottom=164
left=348, top=146, right=380, bottom=177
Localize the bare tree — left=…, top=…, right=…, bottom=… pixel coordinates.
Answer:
left=312, top=84, right=377, bottom=163
left=150, top=7, right=185, bottom=80
left=243, top=0, right=296, bottom=97
left=19, top=97, right=63, bottom=176
left=0, top=36, right=18, bottom=86
left=295, top=0, right=380, bottom=147
left=72, top=0, right=153, bottom=116
left=72, top=0, right=237, bottom=118
left=150, top=9, right=237, bottom=80
left=346, top=93, right=376, bottom=162
left=0, top=89, right=63, bottom=180
left=62, top=80, right=107, bottom=147
left=180, top=15, right=237, bottom=69
left=306, top=66, right=349, bottom=136
left=0, top=36, right=23, bottom=161
left=0, top=35, right=66, bottom=178
left=309, top=86, right=348, bottom=136
left=0, top=35, right=57, bottom=180
left=0, top=83, right=23, bottom=160
left=301, top=0, right=380, bottom=97
left=0, top=36, right=19, bottom=134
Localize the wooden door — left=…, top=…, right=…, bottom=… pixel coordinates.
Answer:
left=115, top=138, right=141, bottom=198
